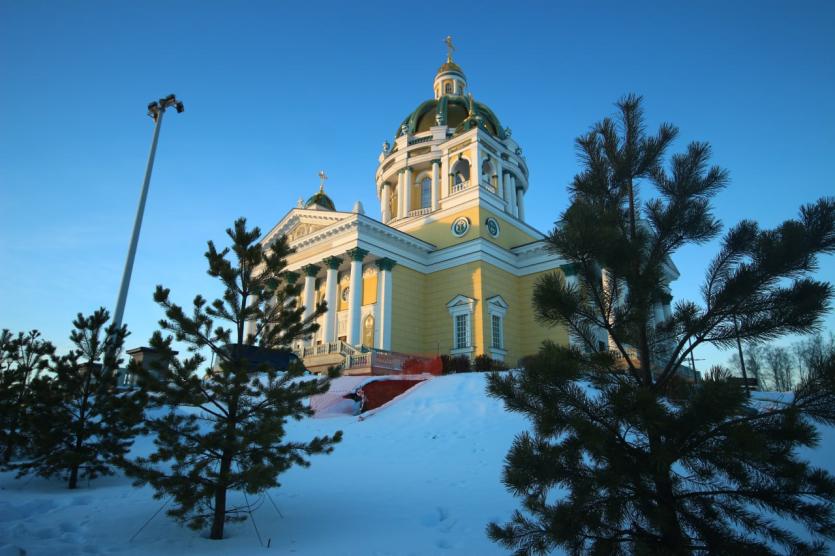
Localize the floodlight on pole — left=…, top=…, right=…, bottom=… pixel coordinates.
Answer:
left=111, top=94, right=184, bottom=333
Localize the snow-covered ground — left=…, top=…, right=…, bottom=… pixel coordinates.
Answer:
left=1, top=373, right=833, bottom=555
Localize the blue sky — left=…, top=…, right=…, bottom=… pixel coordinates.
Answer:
left=1, top=0, right=833, bottom=371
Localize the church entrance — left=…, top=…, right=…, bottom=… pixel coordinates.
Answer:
left=362, top=315, right=375, bottom=348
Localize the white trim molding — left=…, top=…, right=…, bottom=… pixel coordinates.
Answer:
left=486, top=295, right=508, bottom=361
left=447, top=294, right=476, bottom=357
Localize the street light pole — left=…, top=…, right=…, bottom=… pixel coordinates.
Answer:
left=733, top=315, right=750, bottom=397
left=111, top=94, right=184, bottom=332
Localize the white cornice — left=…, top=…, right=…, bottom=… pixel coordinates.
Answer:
left=266, top=209, right=563, bottom=278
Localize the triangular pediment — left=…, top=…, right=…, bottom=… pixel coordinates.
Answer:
left=261, top=208, right=354, bottom=246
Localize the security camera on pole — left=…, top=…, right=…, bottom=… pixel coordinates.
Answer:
left=111, top=94, right=184, bottom=334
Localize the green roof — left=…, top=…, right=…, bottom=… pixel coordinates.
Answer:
left=304, top=190, right=335, bottom=211
left=394, top=95, right=505, bottom=141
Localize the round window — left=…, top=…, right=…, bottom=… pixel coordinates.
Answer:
left=485, top=217, right=500, bottom=238
left=451, top=217, right=471, bottom=237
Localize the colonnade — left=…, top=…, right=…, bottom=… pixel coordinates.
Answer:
left=297, top=249, right=396, bottom=351
left=380, top=157, right=526, bottom=223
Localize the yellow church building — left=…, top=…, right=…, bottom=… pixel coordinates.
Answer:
left=259, top=44, right=580, bottom=373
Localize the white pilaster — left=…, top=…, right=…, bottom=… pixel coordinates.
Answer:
left=375, top=258, right=395, bottom=350
left=470, top=142, right=479, bottom=185
left=322, top=257, right=341, bottom=342
left=431, top=160, right=440, bottom=211
left=440, top=157, right=449, bottom=200
left=345, top=248, right=368, bottom=346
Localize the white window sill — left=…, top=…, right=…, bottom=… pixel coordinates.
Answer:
left=489, top=347, right=506, bottom=361
left=450, top=346, right=474, bottom=357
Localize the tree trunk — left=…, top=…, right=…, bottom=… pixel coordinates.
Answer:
left=68, top=463, right=79, bottom=489
left=648, top=431, right=688, bottom=554
left=2, top=436, right=13, bottom=464
left=210, top=451, right=233, bottom=540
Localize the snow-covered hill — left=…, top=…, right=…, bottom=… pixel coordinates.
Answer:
left=0, top=373, right=527, bottom=555
left=1, top=373, right=833, bottom=555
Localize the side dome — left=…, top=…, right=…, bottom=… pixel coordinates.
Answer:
left=304, top=189, right=335, bottom=211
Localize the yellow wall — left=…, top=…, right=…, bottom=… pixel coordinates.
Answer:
left=405, top=206, right=481, bottom=248
left=390, top=265, right=426, bottom=355
left=337, top=273, right=379, bottom=311
left=362, top=272, right=378, bottom=306
left=337, top=282, right=348, bottom=311
left=421, top=261, right=484, bottom=357
left=388, top=261, right=568, bottom=365
left=404, top=206, right=538, bottom=250
left=516, top=269, right=569, bottom=357
left=477, top=261, right=522, bottom=363
left=479, top=207, right=538, bottom=250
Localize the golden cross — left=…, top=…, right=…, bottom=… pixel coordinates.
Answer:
left=444, top=35, right=455, bottom=62
left=318, top=170, right=328, bottom=191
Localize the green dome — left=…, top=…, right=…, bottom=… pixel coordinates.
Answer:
left=304, top=189, right=335, bottom=211
left=436, top=60, right=465, bottom=78
left=394, top=95, right=506, bottom=140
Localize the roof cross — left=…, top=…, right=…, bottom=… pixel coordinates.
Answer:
left=318, top=170, right=328, bottom=192
left=444, top=35, right=455, bottom=62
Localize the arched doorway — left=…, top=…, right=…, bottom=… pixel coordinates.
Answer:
left=362, top=314, right=375, bottom=348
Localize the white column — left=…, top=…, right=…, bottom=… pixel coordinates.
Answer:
left=302, top=265, right=318, bottom=321
left=243, top=294, right=258, bottom=340
left=322, top=257, right=341, bottom=342
left=430, top=160, right=440, bottom=211
left=403, top=166, right=413, bottom=215
left=375, top=258, right=395, bottom=350
left=345, top=248, right=368, bottom=346
left=397, top=170, right=406, bottom=218
left=509, top=174, right=518, bottom=217
left=381, top=183, right=391, bottom=223
left=516, top=187, right=525, bottom=221
left=501, top=171, right=510, bottom=211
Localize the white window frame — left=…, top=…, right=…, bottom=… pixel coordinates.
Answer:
left=487, top=295, right=508, bottom=361
left=447, top=294, right=475, bottom=357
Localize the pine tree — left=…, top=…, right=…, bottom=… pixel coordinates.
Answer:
left=487, top=95, right=835, bottom=554
left=125, top=218, right=341, bottom=540
left=14, top=310, right=145, bottom=489
left=0, top=329, right=55, bottom=464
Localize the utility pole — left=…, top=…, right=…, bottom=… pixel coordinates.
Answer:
left=111, top=94, right=184, bottom=333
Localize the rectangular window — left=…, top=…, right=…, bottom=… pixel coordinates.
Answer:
left=491, top=314, right=503, bottom=349
left=455, top=314, right=468, bottom=349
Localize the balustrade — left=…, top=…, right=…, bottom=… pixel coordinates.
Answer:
left=450, top=179, right=470, bottom=194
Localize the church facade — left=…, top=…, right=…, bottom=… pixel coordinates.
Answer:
left=260, top=46, right=578, bottom=371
